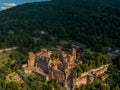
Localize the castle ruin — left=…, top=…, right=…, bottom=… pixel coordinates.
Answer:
left=22, top=47, right=109, bottom=89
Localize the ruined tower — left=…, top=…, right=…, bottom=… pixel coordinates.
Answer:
left=28, top=52, right=35, bottom=68
left=87, top=74, right=94, bottom=84
left=72, top=48, right=76, bottom=60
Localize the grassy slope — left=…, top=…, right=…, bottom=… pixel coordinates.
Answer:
left=0, top=52, right=11, bottom=68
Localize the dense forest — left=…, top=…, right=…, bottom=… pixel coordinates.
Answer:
left=0, top=0, right=120, bottom=50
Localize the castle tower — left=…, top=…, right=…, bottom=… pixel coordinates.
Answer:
left=28, top=52, right=35, bottom=68
left=72, top=48, right=76, bottom=60
left=53, top=64, right=58, bottom=70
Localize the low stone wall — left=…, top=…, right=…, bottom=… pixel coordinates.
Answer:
left=0, top=47, right=17, bottom=53
left=73, top=64, right=109, bottom=88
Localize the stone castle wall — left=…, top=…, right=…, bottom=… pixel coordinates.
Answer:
left=22, top=48, right=109, bottom=89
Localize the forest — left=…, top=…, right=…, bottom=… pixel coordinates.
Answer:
left=0, top=0, right=120, bottom=50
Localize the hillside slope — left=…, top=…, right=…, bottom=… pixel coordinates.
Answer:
left=0, top=0, right=120, bottom=49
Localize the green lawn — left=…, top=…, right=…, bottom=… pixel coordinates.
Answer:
left=0, top=52, right=11, bottom=68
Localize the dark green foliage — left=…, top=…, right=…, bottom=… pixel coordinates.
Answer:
left=106, top=65, right=120, bottom=90
left=113, top=55, right=120, bottom=70
left=0, top=0, right=120, bottom=50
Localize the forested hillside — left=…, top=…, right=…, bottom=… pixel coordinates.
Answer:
left=0, top=0, right=120, bottom=50
left=0, top=0, right=120, bottom=89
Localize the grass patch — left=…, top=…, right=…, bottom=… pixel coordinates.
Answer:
left=0, top=51, right=11, bottom=68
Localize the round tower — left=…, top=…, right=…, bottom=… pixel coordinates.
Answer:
left=28, top=52, right=35, bottom=68
left=72, top=48, right=76, bottom=60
